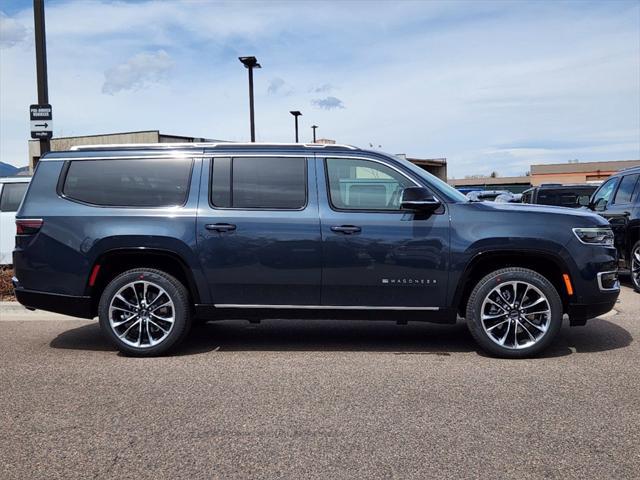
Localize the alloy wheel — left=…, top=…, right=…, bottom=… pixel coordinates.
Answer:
left=480, top=281, right=551, bottom=350
left=108, top=280, right=175, bottom=348
left=632, top=246, right=640, bottom=290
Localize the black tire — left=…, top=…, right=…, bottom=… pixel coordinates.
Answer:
left=98, top=268, right=191, bottom=356
left=465, top=267, right=563, bottom=358
left=630, top=240, right=640, bottom=293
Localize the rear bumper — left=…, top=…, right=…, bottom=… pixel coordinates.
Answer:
left=12, top=277, right=94, bottom=319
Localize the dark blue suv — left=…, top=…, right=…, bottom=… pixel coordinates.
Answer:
left=13, top=143, right=620, bottom=357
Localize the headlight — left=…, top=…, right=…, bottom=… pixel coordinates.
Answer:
left=572, top=227, right=614, bottom=246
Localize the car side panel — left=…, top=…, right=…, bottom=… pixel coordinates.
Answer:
left=446, top=202, right=617, bottom=307
left=13, top=159, right=206, bottom=300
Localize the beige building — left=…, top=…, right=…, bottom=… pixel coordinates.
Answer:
left=530, top=160, right=640, bottom=186
left=28, top=130, right=220, bottom=169
left=395, top=154, right=447, bottom=181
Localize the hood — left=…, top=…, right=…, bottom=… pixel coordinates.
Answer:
left=466, top=201, right=609, bottom=225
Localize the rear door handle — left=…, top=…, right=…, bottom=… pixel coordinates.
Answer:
left=330, top=225, right=361, bottom=234
left=205, top=223, right=237, bottom=232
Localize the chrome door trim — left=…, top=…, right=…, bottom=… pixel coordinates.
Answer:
left=214, top=304, right=439, bottom=311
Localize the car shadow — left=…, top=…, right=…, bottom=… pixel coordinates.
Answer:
left=49, top=315, right=632, bottom=358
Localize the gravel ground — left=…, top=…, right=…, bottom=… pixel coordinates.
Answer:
left=0, top=282, right=638, bottom=479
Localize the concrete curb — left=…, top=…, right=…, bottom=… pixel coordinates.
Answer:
left=0, top=301, right=30, bottom=313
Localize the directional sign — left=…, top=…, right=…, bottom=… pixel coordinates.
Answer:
left=30, top=104, right=53, bottom=139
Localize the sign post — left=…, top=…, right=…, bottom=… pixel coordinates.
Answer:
left=30, top=104, right=53, bottom=140
left=33, top=0, right=50, bottom=166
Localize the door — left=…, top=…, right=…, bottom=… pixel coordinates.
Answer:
left=0, top=182, right=29, bottom=265
left=317, top=156, right=450, bottom=308
left=196, top=156, right=321, bottom=306
left=600, top=173, right=639, bottom=261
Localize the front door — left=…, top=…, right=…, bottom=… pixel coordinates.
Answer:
left=196, top=156, right=321, bottom=306
left=600, top=173, right=639, bottom=261
left=317, top=156, right=450, bottom=308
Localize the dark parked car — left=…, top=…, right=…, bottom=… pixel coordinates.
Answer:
left=521, top=184, right=598, bottom=208
left=587, top=166, right=640, bottom=291
left=13, top=143, right=619, bottom=357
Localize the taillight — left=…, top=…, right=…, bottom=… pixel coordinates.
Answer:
left=16, top=219, right=43, bottom=235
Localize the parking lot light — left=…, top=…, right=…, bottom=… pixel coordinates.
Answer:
left=290, top=111, right=302, bottom=143
left=239, top=56, right=261, bottom=142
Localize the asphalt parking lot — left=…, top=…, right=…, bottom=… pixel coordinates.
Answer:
left=1, top=281, right=638, bottom=479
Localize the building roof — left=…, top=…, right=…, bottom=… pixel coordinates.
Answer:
left=531, top=159, right=640, bottom=175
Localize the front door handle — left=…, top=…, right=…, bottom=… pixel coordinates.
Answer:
left=205, top=223, right=237, bottom=232
left=330, top=225, right=362, bottom=234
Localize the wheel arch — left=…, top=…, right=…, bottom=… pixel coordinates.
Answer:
left=453, top=250, right=573, bottom=317
left=86, top=248, right=201, bottom=316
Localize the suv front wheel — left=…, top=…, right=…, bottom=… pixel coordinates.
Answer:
left=98, top=268, right=192, bottom=356
left=465, top=267, right=563, bottom=358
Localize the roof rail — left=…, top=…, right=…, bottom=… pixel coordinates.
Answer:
left=70, top=142, right=358, bottom=151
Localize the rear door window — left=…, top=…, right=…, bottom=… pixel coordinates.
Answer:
left=0, top=183, right=29, bottom=212
left=210, top=156, right=307, bottom=209
left=62, top=158, right=192, bottom=207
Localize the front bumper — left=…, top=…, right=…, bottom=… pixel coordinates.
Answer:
left=12, top=277, right=94, bottom=319
left=566, top=293, right=618, bottom=326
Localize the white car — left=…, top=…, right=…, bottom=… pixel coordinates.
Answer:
left=0, top=177, right=31, bottom=265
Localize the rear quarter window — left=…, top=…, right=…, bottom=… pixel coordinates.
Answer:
left=0, top=182, right=29, bottom=212
left=61, top=158, right=192, bottom=207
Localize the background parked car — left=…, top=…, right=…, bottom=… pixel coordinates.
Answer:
left=0, top=177, right=30, bottom=265
left=521, top=184, right=598, bottom=208
left=495, top=192, right=523, bottom=203
left=466, top=190, right=511, bottom=202
left=587, top=166, right=640, bottom=291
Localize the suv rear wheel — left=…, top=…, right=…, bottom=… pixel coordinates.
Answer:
left=631, top=240, right=640, bottom=292
left=98, top=268, right=191, bottom=356
left=465, top=267, right=563, bottom=358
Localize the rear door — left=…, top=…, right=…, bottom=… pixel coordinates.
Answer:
left=0, top=181, right=29, bottom=264
left=316, top=156, right=450, bottom=308
left=196, top=155, right=321, bottom=306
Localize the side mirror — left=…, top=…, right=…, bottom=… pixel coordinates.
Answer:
left=577, top=195, right=590, bottom=207
left=401, top=187, right=441, bottom=212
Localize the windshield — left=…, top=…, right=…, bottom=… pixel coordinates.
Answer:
left=387, top=154, right=469, bottom=202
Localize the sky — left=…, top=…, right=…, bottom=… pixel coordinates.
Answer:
left=0, top=0, right=639, bottom=178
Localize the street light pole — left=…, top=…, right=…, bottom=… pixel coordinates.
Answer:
left=311, top=125, right=318, bottom=143
left=33, top=0, right=50, bottom=161
left=290, top=111, right=302, bottom=143
left=239, top=56, right=261, bottom=142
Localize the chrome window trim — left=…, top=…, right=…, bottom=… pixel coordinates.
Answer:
left=214, top=304, right=439, bottom=311
left=318, top=154, right=448, bottom=211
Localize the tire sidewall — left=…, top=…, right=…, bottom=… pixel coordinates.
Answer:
left=98, top=269, right=190, bottom=356
left=466, top=268, right=563, bottom=358
left=631, top=241, right=640, bottom=292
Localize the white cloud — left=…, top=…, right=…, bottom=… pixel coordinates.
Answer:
left=311, top=96, right=345, bottom=110
left=0, top=12, right=29, bottom=48
left=267, top=77, right=294, bottom=96
left=311, top=83, right=334, bottom=93
left=102, top=50, right=173, bottom=95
